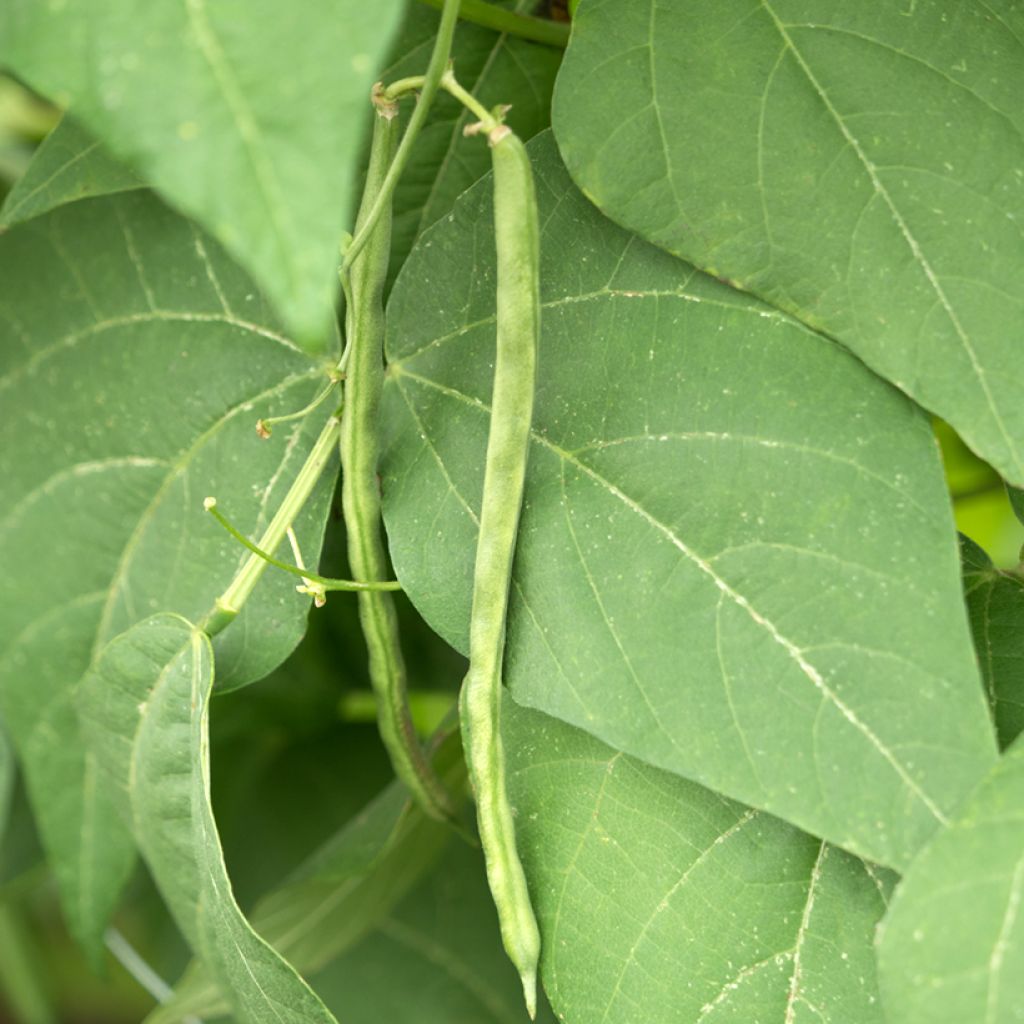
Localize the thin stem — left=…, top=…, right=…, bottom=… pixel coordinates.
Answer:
left=384, top=70, right=503, bottom=132
left=340, top=0, right=461, bottom=274
left=106, top=929, right=203, bottom=1024
left=416, top=0, right=570, bottom=47
left=202, top=413, right=341, bottom=636
left=204, top=499, right=401, bottom=592
left=256, top=378, right=339, bottom=439
left=341, top=109, right=457, bottom=824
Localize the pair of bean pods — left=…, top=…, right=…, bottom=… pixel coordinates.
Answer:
left=342, top=88, right=542, bottom=1017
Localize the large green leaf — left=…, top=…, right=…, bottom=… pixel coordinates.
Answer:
left=78, top=613, right=338, bottom=1024
left=0, top=115, right=142, bottom=229
left=312, top=838, right=557, bottom=1024
left=379, top=1, right=562, bottom=283
left=148, top=725, right=466, bottom=1023
left=506, top=698, right=894, bottom=1023
left=0, top=190, right=333, bottom=954
left=552, top=0, right=1024, bottom=484
left=0, top=0, right=405, bottom=342
left=962, top=535, right=1024, bottom=749
left=878, top=734, right=1024, bottom=1024
left=380, top=131, right=996, bottom=871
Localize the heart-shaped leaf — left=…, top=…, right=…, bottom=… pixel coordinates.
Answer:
left=552, top=0, right=1024, bottom=483
left=878, top=733, right=1024, bottom=1024
left=380, top=131, right=996, bottom=870
left=1, top=0, right=406, bottom=342
left=0, top=189, right=333, bottom=954
left=79, top=614, right=338, bottom=1024
left=506, top=698, right=894, bottom=1024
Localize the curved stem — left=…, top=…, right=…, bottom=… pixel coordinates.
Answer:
left=204, top=500, right=401, bottom=592
left=341, top=109, right=457, bottom=824
left=340, top=0, right=461, bottom=275
left=203, top=413, right=341, bottom=636
left=416, top=0, right=570, bottom=47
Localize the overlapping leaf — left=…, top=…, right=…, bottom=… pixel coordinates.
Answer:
left=0, top=189, right=333, bottom=953
left=878, top=734, right=1024, bottom=1024
left=505, top=698, right=894, bottom=1023
left=150, top=728, right=466, bottom=1023
left=553, top=0, right=1024, bottom=484
left=962, top=535, right=1024, bottom=748
left=78, top=614, right=338, bottom=1024
left=312, top=838, right=557, bottom=1024
left=1, top=0, right=405, bottom=342
left=0, top=115, right=142, bottom=228
left=381, top=132, right=996, bottom=870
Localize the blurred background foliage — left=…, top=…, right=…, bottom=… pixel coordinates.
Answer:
left=0, top=66, right=1020, bottom=1023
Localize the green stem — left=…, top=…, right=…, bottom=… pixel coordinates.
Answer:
left=0, top=903, right=56, bottom=1024
left=202, top=413, right=341, bottom=636
left=416, top=0, right=570, bottom=47
left=385, top=70, right=500, bottom=131
left=341, top=109, right=457, bottom=824
left=204, top=500, right=401, bottom=592
left=341, top=0, right=461, bottom=274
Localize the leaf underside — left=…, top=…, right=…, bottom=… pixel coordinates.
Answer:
left=79, top=613, right=338, bottom=1024
left=506, top=698, right=895, bottom=1024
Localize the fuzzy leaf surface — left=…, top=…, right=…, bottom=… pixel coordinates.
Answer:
left=381, top=132, right=996, bottom=870
left=878, top=734, right=1024, bottom=1024
left=506, top=698, right=894, bottom=1024
left=0, top=190, right=332, bottom=954
left=553, top=0, right=1024, bottom=483
left=1, top=0, right=405, bottom=342
left=78, top=614, right=337, bottom=1024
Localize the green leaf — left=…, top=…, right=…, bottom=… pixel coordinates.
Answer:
left=506, top=698, right=894, bottom=1024
left=381, top=131, right=996, bottom=870
left=0, top=115, right=142, bottom=229
left=552, top=0, right=1024, bottom=484
left=380, top=1, right=562, bottom=283
left=962, top=535, right=1024, bottom=749
left=78, top=613, right=338, bottom=1024
left=0, top=190, right=333, bottom=954
left=1009, top=485, right=1024, bottom=526
left=1, top=0, right=406, bottom=343
left=149, top=725, right=466, bottom=1023
left=878, top=733, right=1024, bottom=1024
left=312, top=836, right=557, bottom=1024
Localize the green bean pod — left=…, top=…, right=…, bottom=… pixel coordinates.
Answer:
left=460, top=127, right=541, bottom=1018
left=341, top=105, right=457, bottom=824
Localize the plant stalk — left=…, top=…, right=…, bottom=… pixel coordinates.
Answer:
left=416, top=0, right=570, bottom=47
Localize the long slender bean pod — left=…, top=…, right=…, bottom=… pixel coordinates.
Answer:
left=341, top=103, right=457, bottom=824
left=460, top=125, right=541, bottom=1018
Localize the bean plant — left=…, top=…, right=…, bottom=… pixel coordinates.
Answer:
left=0, top=1, right=1023, bottom=1022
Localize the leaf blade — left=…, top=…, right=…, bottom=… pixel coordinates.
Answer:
left=380, top=131, right=996, bottom=870
left=552, top=0, right=1024, bottom=482
left=79, top=613, right=339, bottom=1024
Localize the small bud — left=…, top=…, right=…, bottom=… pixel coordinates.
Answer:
left=256, top=419, right=271, bottom=439
left=203, top=496, right=217, bottom=511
